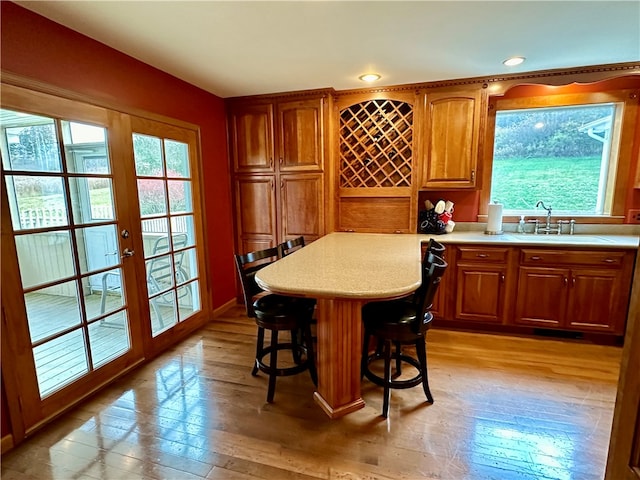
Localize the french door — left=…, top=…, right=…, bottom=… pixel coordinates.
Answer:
left=0, top=84, right=208, bottom=437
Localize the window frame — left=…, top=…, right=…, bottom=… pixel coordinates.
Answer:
left=480, top=89, right=639, bottom=223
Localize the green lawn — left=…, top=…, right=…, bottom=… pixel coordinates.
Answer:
left=490, top=156, right=601, bottom=212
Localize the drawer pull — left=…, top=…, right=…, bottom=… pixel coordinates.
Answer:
left=530, top=256, right=542, bottom=261
left=476, top=253, right=489, bottom=258
left=603, top=258, right=615, bottom=263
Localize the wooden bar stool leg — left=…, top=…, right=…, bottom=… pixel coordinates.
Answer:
left=267, top=330, right=279, bottom=403
left=415, top=338, right=433, bottom=403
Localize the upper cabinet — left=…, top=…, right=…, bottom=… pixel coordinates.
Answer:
left=229, top=103, right=275, bottom=173
left=229, top=95, right=326, bottom=174
left=276, top=98, right=325, bottom=172
left=227, top=90, right=333, bottom=252
left=418, top=86, right=487, bottom=189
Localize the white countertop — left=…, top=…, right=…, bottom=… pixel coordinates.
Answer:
left=255, top=233, right=424, bottom=300
left=425, top=231, right=639, bottom=249
left=255, top=230, right=638, bottom=300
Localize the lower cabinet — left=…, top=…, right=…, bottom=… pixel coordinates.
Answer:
left=514, top=249, right=634, bottom=334
left=438, top=243, right=635, bottom=336
left=453, top=246, right=515, bottom=324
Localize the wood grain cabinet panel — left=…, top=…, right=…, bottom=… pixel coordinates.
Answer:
left=229, top=103, right=274, bottom=173
left=277, top=98, right=324, bottom=172
left=514, top=249, right=635, bottom=334
left=234, top=175, right=277, bottom=251
left=514, top=267, right=567, bottom=328
left=228, top=91, right=332, bottom=253
left=280, top=174, right=324, bottom=242
left=449, top=245, right=516, bottom=324
left=419, top=87, right=485, bottom=189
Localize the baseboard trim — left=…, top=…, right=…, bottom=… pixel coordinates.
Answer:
left=1, top=434, right=15, bottom=455
left=212, top=298, right=238, bottom=318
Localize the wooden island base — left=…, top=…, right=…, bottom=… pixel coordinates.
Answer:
left=313, top=298, right=366, bottom=418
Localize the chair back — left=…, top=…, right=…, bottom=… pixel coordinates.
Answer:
left=146, top=234, right=190, bottom=294
left=413, top=252, right=448, bottom=333
left=426, top=238, right=446, bottom=258
left=281, top=236, right=305, bottom=256
left=234, top=246, right=281, bottom=317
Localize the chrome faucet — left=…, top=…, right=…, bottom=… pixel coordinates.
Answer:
left=535, top=201, right=559, bottom=234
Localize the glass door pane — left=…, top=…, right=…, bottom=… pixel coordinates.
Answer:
left=133, top=133, right=201, bottom=337
left=1, top=109, right=132, bottom=399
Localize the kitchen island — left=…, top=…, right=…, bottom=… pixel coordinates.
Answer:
left=255, top=232, right=425, bottom=418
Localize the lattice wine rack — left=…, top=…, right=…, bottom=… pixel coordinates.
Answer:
left=339, top=99, right=413, bottom=188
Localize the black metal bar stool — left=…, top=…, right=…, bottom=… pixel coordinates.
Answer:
left=235, top=246, right=317, bottom=403
left=361, top=252, right=448, bottom=418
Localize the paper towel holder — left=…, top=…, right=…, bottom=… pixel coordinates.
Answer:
left=485, top=201, right=504, bottom=235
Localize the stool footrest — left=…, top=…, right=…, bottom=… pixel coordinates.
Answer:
left=363, top=353, right=423, bottom=389
left=255, top=343, right=311, bottom=377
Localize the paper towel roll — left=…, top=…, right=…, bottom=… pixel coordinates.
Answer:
left=486, top=203, right=504, bottom=234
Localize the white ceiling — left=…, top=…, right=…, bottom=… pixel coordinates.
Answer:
left=14, top=1, right=640, bottom=98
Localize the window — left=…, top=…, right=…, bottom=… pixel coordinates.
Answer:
left=484, top=89, right=638, bottom=219
left=491, top=103, right=619, bottom=215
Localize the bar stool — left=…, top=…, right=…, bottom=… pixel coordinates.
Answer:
left=234, top=246, right=317, bottom=403
left=361, top=252, right=448, bottom=418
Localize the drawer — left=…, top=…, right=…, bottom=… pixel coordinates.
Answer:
left=457, top=246, right=510, bottom=263
left=520, top=249, right=626, bottom=267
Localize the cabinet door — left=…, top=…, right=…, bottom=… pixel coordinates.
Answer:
left=514, top=267, right=568, bottom=328
left=277, top=97, right=324, bottom=172
left=280, top=174, right=324, bottom=243
left=420, top=88, right=483, bottom=189
left=234, top=176, right=277, bottom=253
left=454, top=263, right=508, bottom=323
left=229, top=103, right=275, bottom=173
left=567, top=268, right=626, bottom=333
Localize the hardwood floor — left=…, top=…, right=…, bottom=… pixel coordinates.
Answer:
left=1, top=304, right=622, bottom=480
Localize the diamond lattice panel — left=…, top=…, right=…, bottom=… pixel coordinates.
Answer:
left=339, top=99, right=413, bottom=188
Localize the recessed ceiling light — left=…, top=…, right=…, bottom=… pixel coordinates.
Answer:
left=359, top=73, right=381, bottom=82
left=503, top=56, right=526, bottom=67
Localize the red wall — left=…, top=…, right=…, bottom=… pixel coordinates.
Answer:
left=1, top=2, right=238, bottom=310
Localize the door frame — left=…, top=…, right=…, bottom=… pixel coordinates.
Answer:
left=605, top=246, right=640, bottom=479
left=0, top=77, right=212, bottom=446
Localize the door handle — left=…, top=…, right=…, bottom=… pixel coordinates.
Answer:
left=121, top=248, right=135, bottom=259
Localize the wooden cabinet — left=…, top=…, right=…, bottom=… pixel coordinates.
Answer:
left=234, top=175, right=277, bottom=253
left=229, top=103, right=275, bottom=173
left=228, top=90, right=332, bottom=252
left=336, top=93, right=417, bottom=233
left=514, top=249, right=635, bottom=334
left=280, top=174, right=324, bottom=242
left=451, top=246, right=516, bottom=324
left=419, top=87, right=486, bottom=189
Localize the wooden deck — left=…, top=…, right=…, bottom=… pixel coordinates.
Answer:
left=25, top=291, right=189, bottom=398
left=2, top=304, right=622, bottom=480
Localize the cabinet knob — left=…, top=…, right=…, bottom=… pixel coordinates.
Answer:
left=563, top=276, right=568, bottom=286
left=470, top=169, right=476, bottom=182
left=279, top=157, right=283, bottom=166
left=500, top=273, right=505, bottom=283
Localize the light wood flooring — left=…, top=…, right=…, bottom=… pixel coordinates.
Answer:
left=1, top=304, right=622, bottom=480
